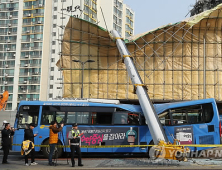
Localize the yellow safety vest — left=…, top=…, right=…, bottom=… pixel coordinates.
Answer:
left=71, top=129, right=80, bottom=137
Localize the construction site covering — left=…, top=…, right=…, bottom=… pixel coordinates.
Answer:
left=57, top=4, right=222, bottom=101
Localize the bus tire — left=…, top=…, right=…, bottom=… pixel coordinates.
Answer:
left=42, top=139, right=63, bottom=159
left=147, top=140, right=155, bottom=159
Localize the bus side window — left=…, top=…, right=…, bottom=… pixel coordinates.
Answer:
left=158, top=111, right=171, bottom=126
left=56, top=112, right=66, bottom=123
left=127, top=113, right=139, bottom=125
left=41, top=106, right=55, bottom=125
left=67, top=112, right=90, bottom=124
left=171, top=109, right=187, bottom=125
left=96, top=112, right=112, bottom=125
left=203, top=103, right=214, bottom=123
left=113, top=113, right=128, bottom=124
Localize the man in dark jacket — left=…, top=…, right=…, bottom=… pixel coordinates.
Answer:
left=1, top=123, right=14, bottom=164
left=24, top=123, right=38, bottom=166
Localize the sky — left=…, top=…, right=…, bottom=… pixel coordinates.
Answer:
left=125, top=0, right=196, bottom=35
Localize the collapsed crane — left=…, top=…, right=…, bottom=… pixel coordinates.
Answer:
left=0, top=91, right=9, bottom=111
left=111, top=30, right=190, bottom=161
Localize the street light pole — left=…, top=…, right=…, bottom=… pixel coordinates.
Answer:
left=73, top=59, right=95, bottom=98
left=81, top=61, right=84, bottom=98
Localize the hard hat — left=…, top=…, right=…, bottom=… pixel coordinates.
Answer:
left=3, top=120, right=8, bottom=124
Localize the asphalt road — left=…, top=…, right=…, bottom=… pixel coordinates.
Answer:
left=1, top=151, right=222, bottom=170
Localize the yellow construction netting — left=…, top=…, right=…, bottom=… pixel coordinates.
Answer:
left=57, top=4, right=222, bottom=101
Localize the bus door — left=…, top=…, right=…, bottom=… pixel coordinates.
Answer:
left=13, top=105, right=40, bottom=151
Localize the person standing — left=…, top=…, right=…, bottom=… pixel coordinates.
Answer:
left=48, top=121, right=63, bottom=166
left=1, top=123, right=14, bottom=164
left=24, top=123, right=38, bottom=166
left=68, top=123, right=83, bottom=167
left=0, top=120, right=8, bottom=150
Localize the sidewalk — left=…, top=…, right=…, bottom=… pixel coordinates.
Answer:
left=1, top=156, right=222, bottom=170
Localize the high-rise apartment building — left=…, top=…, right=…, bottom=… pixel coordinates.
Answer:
left=0, top=0, right=134, bottom=111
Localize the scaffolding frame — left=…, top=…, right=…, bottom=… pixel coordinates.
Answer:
left=57, top=4, right=222, bottom=102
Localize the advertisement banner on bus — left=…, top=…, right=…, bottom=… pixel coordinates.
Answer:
left=66, top=127, right=139, bottom=146
left=174, top=126, right=193, bottom=144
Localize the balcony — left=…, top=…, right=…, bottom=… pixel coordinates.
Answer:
left=19, top=72, right=29, bottom=76
left=29, top=89, right=40, bottom=93
left=0, top=39, right=16, bottom=43
left=17, top=97, right=27, bottom=101
left=33, top=4, right=44, bottom=8
left=19, top=80, right=28, bottom=84
left=18, top=89, right=40, bottom=93
left=20, top=55, right=30, bottom=59
left=35, top=21, right=43, bottom=25
left=0, top=73, right=14, bottom=76
left=1, top=0, right=19, bottom=3
left=23, top=6, right=32, bottom=10
left=3, top=30, right=18, bottom=36
left=33, top=13, right=44, bottom=17
left=33, top=46, right=42, bottom=50
left=7, top=55, right=15, bottom=60
left=22, top=30, right=32, bottom=34
left=1, top=81, right=13, bottom=85
left=33, top=29, right=43, bottom=33
left=21, top=39, right=31, bottom=43
left=3, top=48, right=16, bottom=51
left=33, top=38, right=42, bottom=41
left=20, top=63, right=29, bottom=67
left=23, top=22, right=32, bottom=26
left=30, top=63, right=41, bottom=67
left=30, top=55, right=41, bottom=58
left=30, top=71, right=40, bottom=76
left=21, top=47, right=31, bottom=51
left=18, top=89, right=27, bottom=93
left=29, top=80, right=40, bottom=84
left=3, top=64, right=15, bottom=68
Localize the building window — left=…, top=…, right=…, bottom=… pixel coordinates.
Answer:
left=54, top=7, right=57, bottom=11
left=49, top=94, right=53, bottom=98
left=50, top=76, right=54, bottom=80
left=52, top=41, right=56, bottom=45
left=53, top=24, right=57, bottom=28
left=51, top=58, right=55, bottom=62
left=53, top=15, right=57, bottom=19
left=51, top=67, right=54, bottom=71
left=52, top=49, right=55, bottom=54
left=53, top=32, right=56, bottom=36
left=50, top=85, right=53, bottom=89
left=57, top=87, right=62, bottom=89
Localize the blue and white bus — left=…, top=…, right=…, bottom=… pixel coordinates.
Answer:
left=12, top=98, right=220, bottom=158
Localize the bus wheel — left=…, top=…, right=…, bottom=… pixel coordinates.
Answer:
left=42, top=139, right=63, bottom=159
left=147, top=140, right=156, bottom=159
